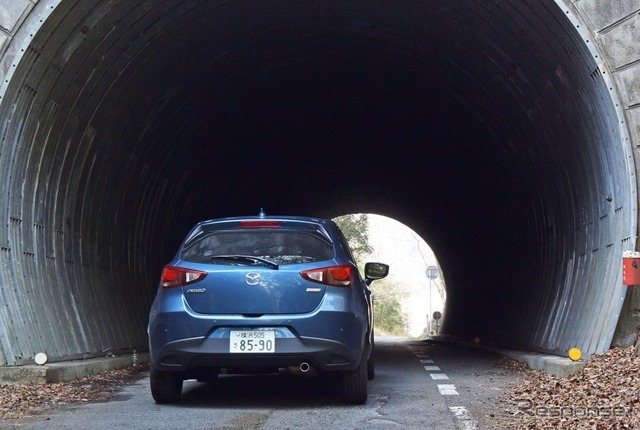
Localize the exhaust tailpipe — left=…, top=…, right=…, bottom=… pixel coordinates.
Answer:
left=299, top=362, right=311, bottom=373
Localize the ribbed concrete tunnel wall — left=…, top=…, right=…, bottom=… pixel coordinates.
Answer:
left=0, top=0, right=639, bottom=365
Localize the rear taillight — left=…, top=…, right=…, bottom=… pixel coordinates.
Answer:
left=161, top=266, right=207, bottom=288
left=300, top=265, right=354, bottom=287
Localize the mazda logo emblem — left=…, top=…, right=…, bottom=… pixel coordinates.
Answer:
left=245, top=273, right=261, bottom=285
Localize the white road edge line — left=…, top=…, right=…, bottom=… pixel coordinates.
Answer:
left=437, top=384, right=459, bottom=395
left=449, top=406, right=478, bottom=430
left=430, top=373, right=449, bottom=380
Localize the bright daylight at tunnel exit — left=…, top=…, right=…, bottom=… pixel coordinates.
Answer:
left=1, top=0, right=640, bottom=427
left=335, top=214, right=446, bottom=339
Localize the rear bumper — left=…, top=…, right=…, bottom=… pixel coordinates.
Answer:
left=153, top=335, right=360, bottom=372
left=148, top=295, right=371, bottom=373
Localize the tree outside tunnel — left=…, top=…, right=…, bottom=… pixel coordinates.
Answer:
left=0, top=1, right=639, bottom=366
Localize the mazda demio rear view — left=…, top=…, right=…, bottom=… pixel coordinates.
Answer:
left=148, top=214, right=389, bottom=404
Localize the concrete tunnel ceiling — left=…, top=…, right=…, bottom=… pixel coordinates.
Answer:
left=0, top=0, right=637, bottom=365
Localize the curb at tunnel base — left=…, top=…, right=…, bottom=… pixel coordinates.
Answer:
left=499, top=350, right=585, bottom=377
left=0, top=342, right=586, bottom=385
left=431, top=336, right=586, bottom=377
left=0, top=353, right=150, bottom=384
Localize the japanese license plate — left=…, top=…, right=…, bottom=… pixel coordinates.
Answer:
left=230, top=330, right=275, bottom=353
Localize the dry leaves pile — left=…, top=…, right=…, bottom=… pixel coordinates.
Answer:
left=500, top=346, right=640, bottom=429
left=0, top=363, right=148, bottom=421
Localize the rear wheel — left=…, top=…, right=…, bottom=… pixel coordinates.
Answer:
left=367, top=353, right=375, bottom=381
left=150, top=368, right=183, bottom=404
left=341, top=350, right=368, bottom=404
left=367, top=336, right=375, bottom=380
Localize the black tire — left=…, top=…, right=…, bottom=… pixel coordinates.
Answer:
left=341, top=350, right=368, bottom=404
left=367, top=336, right=375, bottom=381
left=150, top=368, right=183, bottom=404
left=367, top=353, right=375, bottom=381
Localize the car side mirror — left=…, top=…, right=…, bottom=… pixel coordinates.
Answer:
left=364, top=262, right=389, bottom=285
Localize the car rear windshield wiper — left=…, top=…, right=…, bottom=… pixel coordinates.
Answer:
left=209, top=255, right=279, bottom=269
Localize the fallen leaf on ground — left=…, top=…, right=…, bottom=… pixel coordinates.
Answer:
left=0, top=363, right=148, bottom=420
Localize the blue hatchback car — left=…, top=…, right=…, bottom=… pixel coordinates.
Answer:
left=148, top=213, right=389, bottom=404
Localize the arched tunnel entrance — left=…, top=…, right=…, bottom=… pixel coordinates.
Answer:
left=0, top=0, right=638, bottom=365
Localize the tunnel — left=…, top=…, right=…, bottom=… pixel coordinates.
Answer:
left=0, top=0, right=638, bottom=365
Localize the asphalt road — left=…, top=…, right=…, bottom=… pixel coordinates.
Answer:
left=6, top=337, right=521, bottom=429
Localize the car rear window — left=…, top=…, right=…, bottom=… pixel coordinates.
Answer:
left=180, top=226, right=334, bottom=265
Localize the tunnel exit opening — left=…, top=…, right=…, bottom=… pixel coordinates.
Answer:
left=0, top=0, right=637, bottom=365
left=335, top=213, right=446, bottom=339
